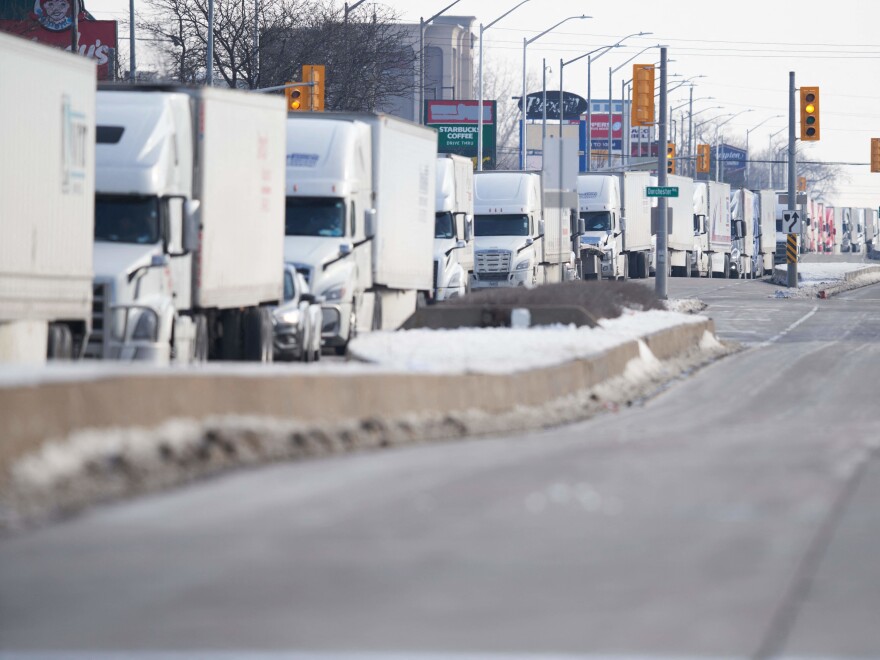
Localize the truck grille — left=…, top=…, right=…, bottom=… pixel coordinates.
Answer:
left=476, top=272, right=509, bottom=282
left=476, top=250, right=511, bottom=274
left=84, top=281, right=110, bottom=358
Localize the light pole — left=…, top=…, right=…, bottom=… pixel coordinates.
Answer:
left=557, top=32, right=649, bottom=172
left=477, top=0, right=532, bottom=171
left=419, top=0, right=463, bottom=124
left=206, top=0, right=213, bottom=85
left=608, top=43, right=659, bottom=168
left=769, top=126, right=786, bottom=189
left=343, top=1, right=370, bottom=104
left=745, top=114, right=783, bottom=188
left=673, top=94, right=714, bottom=176
left=521, top=15, right=591, bottom=170
left=714, top=109, right=753, bottom=182
left=129, top=0, right=135, bottom=81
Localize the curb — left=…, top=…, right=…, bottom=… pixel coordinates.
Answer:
left=771, top=265, right=880, bottom=296
left=0, top=319, right=716, bottom=486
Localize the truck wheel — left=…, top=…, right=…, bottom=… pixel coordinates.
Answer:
left=638, top=253, right=648, bottom=279
left=724, top=255, right=732, bottom=279
left=193, top=315, right=209, bottom=362
left=47, top=324, right=73, bottom=360
left=220, top=312, right=243, bottom=360
left=243, top=308, right=273, bottom=362
left=684, top=252, right=692, bottom=278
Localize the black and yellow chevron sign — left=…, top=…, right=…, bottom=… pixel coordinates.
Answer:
left=787, top=234, right=798, bottom=264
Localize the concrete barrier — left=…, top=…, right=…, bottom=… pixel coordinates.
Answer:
left=0, top=318, right=715, bottom=489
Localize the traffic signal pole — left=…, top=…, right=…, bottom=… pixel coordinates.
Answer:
left=788, top=71, right=797, bottom=288
left=655, top=47, right=668, bottom=300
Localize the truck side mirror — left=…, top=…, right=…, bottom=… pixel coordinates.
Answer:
left=578, top=218, right=586, bottom=235
left=620, top=216, right=627, bottom=232
left=537, top=219, right=545, bottom=237
left=364, top=209, right=377, bottom=239
left=183, top=200, right=200, bottom=252
left=464, top=215, right=473, bottom=242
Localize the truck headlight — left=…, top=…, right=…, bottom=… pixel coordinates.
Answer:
left=322, top=284, right=346, bottom=302
left=515, top=260, right=531, bottom=271
left=131, top=309, right=159, bottom=342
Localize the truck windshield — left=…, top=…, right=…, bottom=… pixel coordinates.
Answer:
left=435, top=212, right=455, bottom=239
left=286, top=197, right=345, bottom=237
left=94, top=196, right=161, bottom=244
left=581, top=211, right=612, bottom=232
left=474, top=214, right=529, bottom=237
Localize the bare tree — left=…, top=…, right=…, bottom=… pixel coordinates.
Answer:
left=137, top=0, right=416, bottom=111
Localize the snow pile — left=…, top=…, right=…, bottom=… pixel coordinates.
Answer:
left=771, top=263, right=880, bottom=297
left=776, top=261, right=870, bottom=284
left=349, top=309, right=707, bottom=374
left=665, top=298, right=708, bottom=314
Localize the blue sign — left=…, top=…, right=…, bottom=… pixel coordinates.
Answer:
left=712, top=144, right=747, bottom=173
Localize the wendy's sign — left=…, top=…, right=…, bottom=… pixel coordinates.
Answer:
left=0, top=1, right=117, bottom=80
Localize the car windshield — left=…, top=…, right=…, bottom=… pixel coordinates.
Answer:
left=94, top=196, right=161, bottom=244
left=286, top=197, right=345, bottom=237
left=435, top=212, right=455, bottom=239
left=581, top=211, right=612, bottom=232
left=474, top=214, right=529, bottom=237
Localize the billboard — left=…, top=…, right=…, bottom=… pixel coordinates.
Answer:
left=425, top=100, right=496, bottom=170
left=524, top=91, right=588, bottom=121
left=0, top=3, right=117, bottom=80
left=585, top=113, right=624, bottom=151
left=713, top=143, right=747, bottom=173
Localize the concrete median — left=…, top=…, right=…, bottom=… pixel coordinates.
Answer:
left=0, top=316, right=719, bottom=525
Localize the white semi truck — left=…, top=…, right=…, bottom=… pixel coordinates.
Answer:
left=284, top=113, right=436, bottom=353
left=706, top=181, right=733, bottom=278
left=88, top=86, right=287, bottom=363
left=0, top=33, right=95, bottom=364
left=666, top=175, right=698, bottom=278
left=471, top=172, right=571, bottom=288
left=729, top=188, right=755, bottom=278
left=434, top=154, right=474, bottom=301
left=577, top=172, right=652, bottom=280
left=754, top=190, right=777, bottom=275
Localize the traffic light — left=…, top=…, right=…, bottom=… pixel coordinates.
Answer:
left=696, top=144, right=710, bottom=173
left=631, top=63, right=654, bottom=127
left=798, top=176, right=807, bottom=192
left=871, top=138, right=880, bottom=173
left=800, top=86, right=820, bottom=141
left=285, top=84, right=305, bottom=112
left=302, top=64, right=325, bottom=112
left=666, top=142, right=675, bottom=175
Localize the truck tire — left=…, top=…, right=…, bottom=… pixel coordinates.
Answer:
left=243, top=307, right=273, bottom=362
left=684, top=252, right=691, bottom=278
left=335, top=302, right=357, bottom=357
left=724, top=254, right=731, bottom=279
left=638, top=253, right=648, bottom=279
left=220, top=311, right=243, bottom=361
left=47, top=323, right=73, bottom=360
left=193, top=315, right=209, bottom=362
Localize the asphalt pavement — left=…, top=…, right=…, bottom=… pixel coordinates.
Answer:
left=2, top=272, right=880, bottom=659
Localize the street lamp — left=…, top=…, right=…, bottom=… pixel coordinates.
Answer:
left=478, top=0, right=532, bottom=171
left=608, top=43, right=659, bottom=168
left=419, top=0, right=463, bottom=124
left=745, top=114, right=784, bottom=188
left=521, top=15, right=592, bottom=170
left=769, top=126, right=787, bottom=189
left=714, top=109, right=753, bottom=182
left=557, top=31, right=650, bottom=172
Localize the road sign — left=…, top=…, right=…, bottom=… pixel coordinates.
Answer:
left=787, top=233, right=799, bottom=264
left=784, top=211, right=801, bottom=234
left=646, top=186, right=679, bottom=198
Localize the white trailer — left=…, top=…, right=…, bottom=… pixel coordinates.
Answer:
left=754, top=190, right=777, bottom=274
left=0, top=33, right=95, bottom=364
left=866, top=208, right=880, bottom=253
left=284, top=113, right=436, bottom=353
left=90, top=86, right=286, bottom=363
left=472, top=172, right=551, bottom=288
left=692, top=183, right=711, bottom=277
left=577, top=172, right=651, bottom=280
left=707, top=181, right=732, bottom=278
left=729, top=188, right=756, bottom=278
left=667, top=175, right=697, bottom=278
left=434, top=154, right=474, bottom=301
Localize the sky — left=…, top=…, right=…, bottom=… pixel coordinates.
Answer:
left=84, top=0, right=880, bottom=206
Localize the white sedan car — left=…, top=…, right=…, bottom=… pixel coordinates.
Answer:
left=272, top=265, right=323, bottom=362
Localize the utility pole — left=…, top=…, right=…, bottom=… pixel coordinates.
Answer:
left=787, top=71, right=798, bottom=288
left=71, top=0, right=79, bottom=53
left=655, top=47, right=668, bottom=300
left=206, top=0, right=214, bottom=85
left=129, top=0, right=136, bottom=81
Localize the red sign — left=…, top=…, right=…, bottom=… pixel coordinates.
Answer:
left=1, top=12, right=117, bottom=80
left=588, top=113, right=624, bottom=139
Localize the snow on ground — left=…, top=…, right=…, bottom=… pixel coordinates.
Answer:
left=348, top=310, right=707, bottom=374
left=771, top=262, right=880, bottom=297
left=665, top=298, right=708, bottom=314
left=775, top=262, right=877, bottom=284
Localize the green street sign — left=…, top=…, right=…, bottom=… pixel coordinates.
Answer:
left=646, top=186, right=679, bottom=198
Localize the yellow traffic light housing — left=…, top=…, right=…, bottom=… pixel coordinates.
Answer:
left=800, top=86, right=820, bottom=141
left=696, top=144, right=710, bottom=174
left=302, top=64, right=325, bottom=112
left=631, top=64, right=654, bottom=127
left=666, top=142, right=676, bottom=175
left=286, top=84, right=305, bottom=112
left=871, top=138, right=880, bottom=173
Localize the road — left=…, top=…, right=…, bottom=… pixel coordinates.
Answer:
left=2, top=275, right=880, bottom=658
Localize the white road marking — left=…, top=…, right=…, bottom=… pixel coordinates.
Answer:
left=753, top=305, right=820, bottom=349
